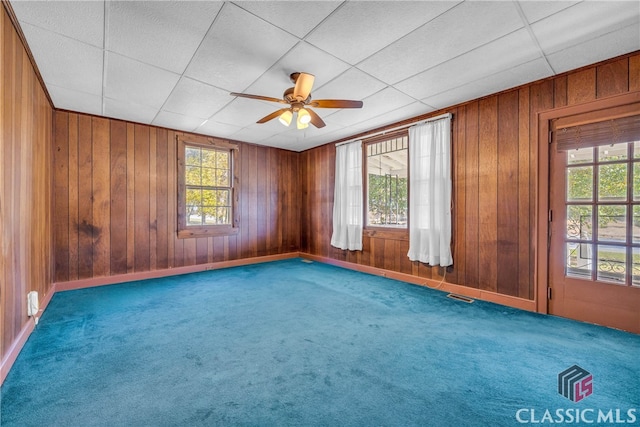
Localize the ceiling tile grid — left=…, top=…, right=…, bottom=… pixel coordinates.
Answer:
left=9, top=0, right=640, bottom=152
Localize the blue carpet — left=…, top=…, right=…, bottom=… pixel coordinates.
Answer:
left=1, top=259, right=639, bottom=426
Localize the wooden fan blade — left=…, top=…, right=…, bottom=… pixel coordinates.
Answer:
left=292, top=72, right=315, bottom=100
left=230, top=92, right=286, bottom=104
left=257, top=108, right=290, bottom=124
left=309, top=99, right=363, bottom=109
left=306, top=108, right=326, bottom=128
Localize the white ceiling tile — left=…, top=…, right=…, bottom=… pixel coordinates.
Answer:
left=353, top=102, right=436, bottom=134
left=209, top=98, right=281, bottom=128
left=312, top=68, right=386, bottom=103
left=184, top=3, right=299, bottom=91
left=532, top=1, right=640, bottom=55
left=12, top=0, right=104, bottom=47
left=105, top=52, right=180, bottom=109
left=235, top=1, right=342, bottom=38
left=307, top=1, right=461, bottom=65
left=423, top=58, right=552, bottom=109
left=48, top=84, right=103, bottom=116
left=195, top=120, right=243, bottom=139
left=106, top=1, right=223, bottom=74
left=546, top=23, right=640, bottom=74
left=103, top=98, right=158, bottom=124
left=19, top=23, right=103, bottom=96
left=328, top=87, right=416, bottom=126
left=163, top=77, right=232, bottom=119
left=152, top=111, right=204, bottom=133
left=395, top=29, right=540, bottom=101
left=239, top=42, right=351, bottom=98
left=358, top=1, right=524, bottom=84
left=516, top=1, right=578, bottom=24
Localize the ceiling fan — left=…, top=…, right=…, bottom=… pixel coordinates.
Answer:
left=230, top=72, right=363, bottom=129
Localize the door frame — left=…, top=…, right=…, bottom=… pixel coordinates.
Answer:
left=536, top=91, right=640, bottom=314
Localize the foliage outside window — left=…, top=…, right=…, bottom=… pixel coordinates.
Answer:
left=177, top=136, right=238, bottom=238
left=366, top=134, right=408, bottom=228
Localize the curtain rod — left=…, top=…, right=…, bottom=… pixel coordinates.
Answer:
left=335, top=112, right=452, bottom=147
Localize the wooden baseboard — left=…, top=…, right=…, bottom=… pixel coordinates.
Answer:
left=300, top=253, right=537, bottom=312
left=1, top=284, right=55, bottom=385
left=55, top=252, right=301, bottom=292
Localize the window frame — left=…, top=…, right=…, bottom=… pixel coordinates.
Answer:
left=362, top=130, right=410, bottom=240
left=177, top=135, right=239, bottom=239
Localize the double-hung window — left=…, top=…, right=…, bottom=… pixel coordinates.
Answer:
left=365, top=132, right=409, bottom=230
left=177, top=136, right=238, bottom=238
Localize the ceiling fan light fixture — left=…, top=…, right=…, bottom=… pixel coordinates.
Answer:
left=278, top=109, right=293, bottom=127
left=298, top=108, right=311, bottom=125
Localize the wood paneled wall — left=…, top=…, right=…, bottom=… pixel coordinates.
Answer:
left=301, top=52, right=640, bottom=301
left=1, top=6, right=53, bottom=362
left=52, top=113, right=301, bottom=282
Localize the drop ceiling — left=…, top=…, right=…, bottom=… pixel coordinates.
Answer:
left=9, top=1, right=640, bottom=152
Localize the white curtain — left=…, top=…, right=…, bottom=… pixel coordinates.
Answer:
left=331, top=141, right=363, bottom=251
left=407, top=117, right=453, bottom=266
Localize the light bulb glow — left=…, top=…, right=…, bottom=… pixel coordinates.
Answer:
left=297, top=108, right=311, bottom=125
left=278, top=110, right=293, bottom=127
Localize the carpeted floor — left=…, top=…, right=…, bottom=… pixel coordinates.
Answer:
left=1, top=259, right=639, bottom=426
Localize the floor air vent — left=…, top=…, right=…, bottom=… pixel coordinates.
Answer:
left=301, top=259, right=313, bottom=264
left=447, top=293, right=474, bottom=303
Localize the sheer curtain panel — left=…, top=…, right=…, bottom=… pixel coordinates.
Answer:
left=407, top=117, right=453, bottom=266
left=331, top=141, right=363, bottom=251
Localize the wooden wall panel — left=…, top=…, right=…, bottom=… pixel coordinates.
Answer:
left=1, top=6, right=53, bottom=364
left=52, top=115, right=302, bottom=282
left=300, top=52, right=640, bottom=302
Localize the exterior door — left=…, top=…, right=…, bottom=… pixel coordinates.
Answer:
left=549, top=130, right=640, bottom=333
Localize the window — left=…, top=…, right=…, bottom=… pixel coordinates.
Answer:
left=177, top=136, right=238, bottom=238
left=365, top=133, right=408, bottom=228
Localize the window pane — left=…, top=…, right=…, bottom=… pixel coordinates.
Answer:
left=185, top=147, right=201, bottom=166
left=202, top=149, right=216, bottom=168
left=598, top=143, right=627, bottom=162
left=217, top=151, right=229, bottom=169
left=187, top=208, right=203, bottom=226
left=597, top=205, right=626, bottom=242
left=185, top=166, right=201, bottom=186
left=634, top=141, right=640, bottom=159
left=217, top=169, right=229, bottom=187
left=186, top=188, right=201, bottom=206
left=566, top=242, right=592, bottom=279
left=367, top=137, right=408, bottom=227
left=201, top=167, right=215, bottom=187
left=598, top=163, right=627, bottom=201
left=568, top=147, right=593, bottom=165
left=567, top=205, right=592, bottom=240
left=566, top=166, right=593, bottom=202
left=596, top=245, right=626, bottom=284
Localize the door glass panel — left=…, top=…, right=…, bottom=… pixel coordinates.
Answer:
left=633, top=163, right=640, bottom=201
left=633, top=247, right=640, bottom=287
left=567, top=205, right=592, bottom=240
left=598, top=163, right=627, bottom=201
left=633, top=206, right=640, bottom=243
left=599, top=143, right=627, bottom=162
left=568, top=147, right=593, bottom=165
left=597, top=205, right=626, bottom=242
left=566, top=243, right=592, bottom=279
left=567, top=166, right=593, bottom=202
left=596, top=245, right=626, bottom=284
